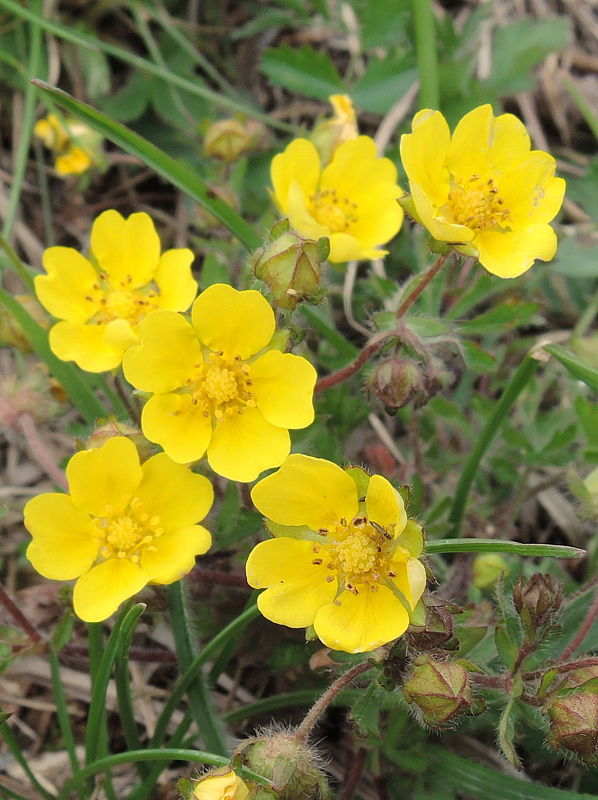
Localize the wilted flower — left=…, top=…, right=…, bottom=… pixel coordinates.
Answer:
left=24, top=437, right=213, bottom=622
left=400, top=104, right=565, bottom=277
left=123, top=284, right=316, bottom=482
left=271, top=136, right=404, bottom=263
left=35, top=210, right=197, bottom=372
left=246, top=455, right=426, bottom=653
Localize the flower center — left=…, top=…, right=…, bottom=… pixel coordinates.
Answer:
left=446, top=175, right=510, bottom=231
left=310, top=188, right=359, bottom=232
left=95, top=497, right=164, bottom=562
left=188, top=352, right=256, bottom=421
left=86, top=272, right=160, bottom=325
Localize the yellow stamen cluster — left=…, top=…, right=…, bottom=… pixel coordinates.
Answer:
left=310, top=188, right=359, bottom=232
left=96, top=496, right=164, bottom=562
left=187, top=352, right=256, bottom=421
left=85, top=272, right=159, bottom=325
left=446, top=175, right=510, bottom=231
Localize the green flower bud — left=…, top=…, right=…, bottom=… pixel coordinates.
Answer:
left=402, top=655, right=478, bottom=728
left=546, top=693, right=598, bottom=759
left=251, top=223, right=327, bottom=310
left=204, top=118, right=266, bottom=162
left=368, top=358, right=424, bottom=414
left=512, top=573, right=563, bottom=639
left=235, top=732, right=330, bottom=800
left=472, top=553, right=507, bottom=590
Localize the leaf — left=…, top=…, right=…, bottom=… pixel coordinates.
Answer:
left=261, top=44, right=343, bottom=100
left=459, top=301, right=541, bottom=335
left=498, top=693, right=523, bottom=769
left=425, top=539, right=584, bottom=559
left=544, top=343, right=598, bottom=391
left=549, top=234, right=598, bottom=277
left=352, top=60, right=417, bottom=114
left=565, top=157, right=598, bottom=220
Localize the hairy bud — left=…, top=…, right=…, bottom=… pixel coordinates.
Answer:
left=204, top=118, right=266, bottom=163
left=546, top=693, right=598, bottom=759
left=472, top=553, right=507, bottom=590
left=513, top=573, right=563, bottom=639
left=402, top=655, right=481, bottom=728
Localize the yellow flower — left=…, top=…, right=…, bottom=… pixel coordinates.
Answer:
left=310, top=94, right=358, bottom=165
left=34, top=113, right=102, bottom=176
left=24, top=437, right=213, bottom=622
left=271, top=135, right=404, bottom=263
left=400, top=104, right=566, bottom=278
left=193, top=769, right=249, bottom=800
left=246, top=454, right=426, bottom=653
left=35, top=210, right=198, bottom=372
left=122, top=283, right=317, bottom=482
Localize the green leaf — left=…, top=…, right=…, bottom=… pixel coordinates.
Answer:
left=352, top=60, right=417, bottom=114
left=549, top=234, right=598, bottom=276
left=261, top=44, right=343, bottom=100
left=565, top=157, right=598, bottom=220
left=545, top=343, right=598, bottom=391
left=498, top=692, right=523, bottom=769
left=31, top=82, right=261, bottom=252
left=425, top=539, right=584, bottom=559
left=459, top=301, right=541, bottom=335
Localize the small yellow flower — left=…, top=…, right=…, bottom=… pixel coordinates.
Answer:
left=193, top=769, right=249, bottom=800
left=34, top=113, right=102, bottom=176
left=122, top=283, right=317, bottom=482
left=400, top=104, right=566, bottom=278
left=24, top=437, right=213, bottom=622
left=35, top=210, right=198, bottom=372
left=246, top=454, right=426, bottom=653
left=271, top=135, right=404, bottom=263
left=310, top=94, right=358, bottom=164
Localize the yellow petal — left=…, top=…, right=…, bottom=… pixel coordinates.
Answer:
left=286, top=181, right=330, bottom=240
left=487, top=112, right=531, bottom=167
left=67, top=437, right=142, bottom=517
left=400, top=110, right=451, bottom=208
left=154, top=249, right=198, bottom=311
left=326, top=232, right=372, bottom=263
left=409, top=182, right=474, bottom=244
left=73, top=558, right=148, bottom=622
left=365, top=474, right=407, bottom=535
left=207, top=407, right=290, bottom=482
left=123, top=310, right=202, bottom=393
left=141, top=525, right=212, bottom=584
left=500, top=152, right=565, bottom=225
left=141, top=392, right=213, bottom=464
left=314, top=584, right=410, bottom=653
left=271, top=138, right=321, bottom=213
left=250, top=453, right=358, bottom=530
left=247, top=538, right=337, bottom=628
left=474, top=223, right=557, bottom=278
left=194, top=770, right=249, bottom=800
left=90, top=210, right=160, bottom=288
left=24, top=494, right=98, bottom=579
left=55, top=147, right=93, bottom=176
left=447, top=104, right=495, bottom=180
left=346, top=194, right=404, bottom=250
left=250, top=350, right=316, bottom=429
left=321, top=136, right=398, bottom=197
left=390, top=556, right=427, bottom=609
left=136, top=452, right=214, bottom=530
left=191, top=284, right=275, bottom=360
left=49, top=319, right=137, bottom=372
left=36, top=248, right=98, bottom=323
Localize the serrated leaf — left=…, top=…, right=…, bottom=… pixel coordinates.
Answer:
left=459, top=302, right=540, bottom=335
left=349, top=681, right=388, bottom=738
left=261, top=44, right=343, bottom=100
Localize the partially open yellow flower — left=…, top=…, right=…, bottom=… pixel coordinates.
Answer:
left=34, top=113, right=102, bottom=176
left=310, top=94, right=358, bottom=165
left=35, top=210, right=198, bottom=372
left=400, top=104, right=566, bottom=278
left=24, top=437, right=213, bottom=622
left=123, top=283, right=317, bottom=482
left=193, top=769, right=249, bottom=800
left=247, top=455, right=426, bottom=653
left=271, top=135, right=404, bottom=263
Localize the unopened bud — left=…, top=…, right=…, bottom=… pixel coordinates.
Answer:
left=235, top=731, right=330, bottom=800
left=472, top=553, right=507, bottom=590
left=204, top=118, right=266, bottom=163
left=310, top=94, right=358, bottom=165
left=406, top=597, right=456, bottom=652
left=189, top=768, right=250, bottom=800
left=368, top=358, right=424, bottom=414
left=546, top=693, right=598, bottom=759
left=402, top=655, right=480, bottom=728
left=513, top=573, right=563, bottom=639
left=251, top=222, right=327, bottom=310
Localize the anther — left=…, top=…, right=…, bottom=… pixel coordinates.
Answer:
left=312, top=559, right=323, bottom=565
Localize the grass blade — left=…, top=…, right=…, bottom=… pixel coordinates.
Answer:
left=426, top=539, right=585, bottom=559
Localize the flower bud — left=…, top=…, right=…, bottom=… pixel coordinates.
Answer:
left=405, top=597, right=456, bottom=652
left=546, top=693, right=598, bottom=759
left=204, top=118, right=265, bottom=163
left=513, top=573, right=563, bottom=639
left=251, top=222, right=327, bottom=310
left=368, top=358, right=424, bottom=414
left=472, top=553, right=507, bottom=590
left=189, top=768, right=250, bottom=800
left=235, top=731, right=330, bottom=800
left=310, top=94, right=358, bottom=165
left=402, top=655, right=478, bottom=728
left=0, top=294, right=49, bottom=351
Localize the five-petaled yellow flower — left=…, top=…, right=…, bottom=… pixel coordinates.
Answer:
left=35, top=210, right=198, bottom=372
left=271, top=135, right=404, bottom=263
left=400, top=104, right=566, bottom=278
left=123, top=283, right=317, bottom=482
left=24, top=437, right=213, bottom=622
left=193, top=769, right=249, bottom=800
left=246, top=454, right=426, bottom=653
left=34, top=113, right=101, bottom=176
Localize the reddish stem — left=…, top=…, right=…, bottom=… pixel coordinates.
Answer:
left=17, top=413, right=68, bottom=491
left=557, top=588, right=598, bottom=664
left=394, top=253, right=450, bottom=319
left=340, top=747, right=367, bottom=800
left=0, top=583, right=43, bottom=643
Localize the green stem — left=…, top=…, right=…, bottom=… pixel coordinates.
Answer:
left=48, top=649, right=85, bottom=800
left=2, top=0, right=42, bottom=241
left=166, top=581, right=228, bottom=756
left=0, top=709, right=56, bottom=799
left=412, top=0, right=440, bottom=109
left=426, top=539, right=585, bottom=558
left=127, top=712, right=193, bottom=800
left=150, top=603, right=259, bottom=750
left=0, top=233, right=35, bottom=292
left=447, top=354, right=539, bottom=538
left=57, top=749, right=271, bottom=800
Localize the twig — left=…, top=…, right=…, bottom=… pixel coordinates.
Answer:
left=340, top=747, right=367, bottom=800
left=17, top=413, right=68, bottom=491
left=315, top=335, right=392, bottom=393
left=0, top=584, right=43, bottom=643
left=395, top=253, right=449, bottom=319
